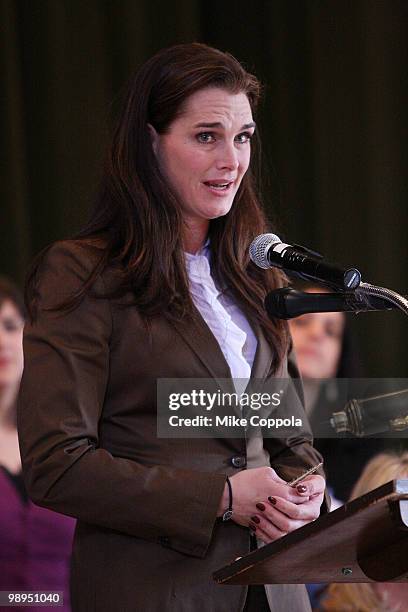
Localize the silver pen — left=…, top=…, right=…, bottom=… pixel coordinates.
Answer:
left=288, top=462, right=323, bottom=487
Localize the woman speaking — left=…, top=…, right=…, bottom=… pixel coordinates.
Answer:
left=18, top=43, right=326, bottom=611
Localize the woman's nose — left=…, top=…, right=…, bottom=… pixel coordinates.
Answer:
left=215, top=143, right=239, bottom=171
left=307, top=322, right=325, bottom=340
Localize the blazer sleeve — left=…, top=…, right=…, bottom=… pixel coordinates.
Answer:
left=17, top=241, right=226, bottom=559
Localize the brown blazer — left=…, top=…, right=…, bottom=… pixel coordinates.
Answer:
left=18, top=240, right=325, bottom=612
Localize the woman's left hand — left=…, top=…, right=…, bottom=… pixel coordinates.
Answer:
left=249, top=474, right=325, bottom=544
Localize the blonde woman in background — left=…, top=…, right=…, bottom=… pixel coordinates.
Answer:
left=321, top=452, right=408, bottom=612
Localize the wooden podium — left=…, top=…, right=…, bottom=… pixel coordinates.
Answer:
left=213, top=480, right=408, bottom=585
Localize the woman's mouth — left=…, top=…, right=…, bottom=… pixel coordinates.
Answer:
left=298, top=348, right=321, bottom=360
left=203, top=181, right=234, bottom=196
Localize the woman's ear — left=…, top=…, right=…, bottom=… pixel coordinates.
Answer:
left=147, top=123, right=159, bottom=155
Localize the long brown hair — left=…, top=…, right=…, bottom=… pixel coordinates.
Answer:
left=26, top=43, right=289, bottom=371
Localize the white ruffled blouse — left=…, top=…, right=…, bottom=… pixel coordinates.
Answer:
left=184, top=243, right=258, bottom=388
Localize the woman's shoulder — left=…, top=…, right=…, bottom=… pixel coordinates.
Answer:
left=37, top=235, right=109, bottom=287
left=43, top=235, right=107, bottom=272
left=31, top=236, right=109, bottom=309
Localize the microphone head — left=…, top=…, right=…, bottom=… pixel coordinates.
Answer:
left=249, top=233, right=281, bottom=269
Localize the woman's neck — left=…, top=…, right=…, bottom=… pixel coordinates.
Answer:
left=0, top=384, right=18, bottom=428
left=302, top=379, right=322, bottom=417
left=182, top=219, right=209, bottom=254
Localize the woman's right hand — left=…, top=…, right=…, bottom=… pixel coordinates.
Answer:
left=217, top=467, right=325, bottom=543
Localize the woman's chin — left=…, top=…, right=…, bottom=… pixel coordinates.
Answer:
left=298, top=362, right=325, bottom=380
left=202, top=199, right=235, bottom=219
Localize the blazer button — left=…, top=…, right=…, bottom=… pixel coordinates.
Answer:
left=231, top=456, right=246, bottom=468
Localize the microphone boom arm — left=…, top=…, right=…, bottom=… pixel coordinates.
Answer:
left=358, top=282, right=408, bottom=316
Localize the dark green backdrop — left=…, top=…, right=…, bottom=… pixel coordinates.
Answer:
left=2, top=0, right=407, bottom=376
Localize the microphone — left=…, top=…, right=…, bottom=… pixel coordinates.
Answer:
left=249, top=233, right=361, bottom=291
left=265, top=287, right=401, bottom=320
left=330, top=388, right=408, bottom=437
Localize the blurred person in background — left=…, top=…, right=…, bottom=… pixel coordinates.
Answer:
left=320, top=451, right=408, bottom=611
left=288, top=285, right=361, bottom=428
left=0, top=276, right=75, bottom=611
left=288, top=285, right=384, bottom=503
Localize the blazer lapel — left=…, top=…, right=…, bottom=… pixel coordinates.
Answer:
left=170, top=310, right=275, bottom=398
left=169, top=309, right=281, bottom=430
left=250, top=323, right=274, bottom=383
left=169, top=312, right=235, bottom=395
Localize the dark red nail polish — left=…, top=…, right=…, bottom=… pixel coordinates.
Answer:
left=249, top=523, right=257, bottom=532
left=250, top=515, right=260, bottom=524
left=268, top=496, right=277, bottom=505
left=256, top=502, right=265, bottom=511
left=297, top=484, right=307, bottom=493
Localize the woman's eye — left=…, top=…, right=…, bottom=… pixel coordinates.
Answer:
left=196, top=132, right=216, bottom=143
left=326, top=327, right=342, bottom=340
left=2, top=319, right=23, bottom=332
left=196, top=131, right=253, bottom=144
left=235, top=132, right=252, bottom=144
left=291, top=317, right=309, bottom=328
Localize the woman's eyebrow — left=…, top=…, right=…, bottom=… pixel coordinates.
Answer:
left=192, top=121, right=256, bottom=129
